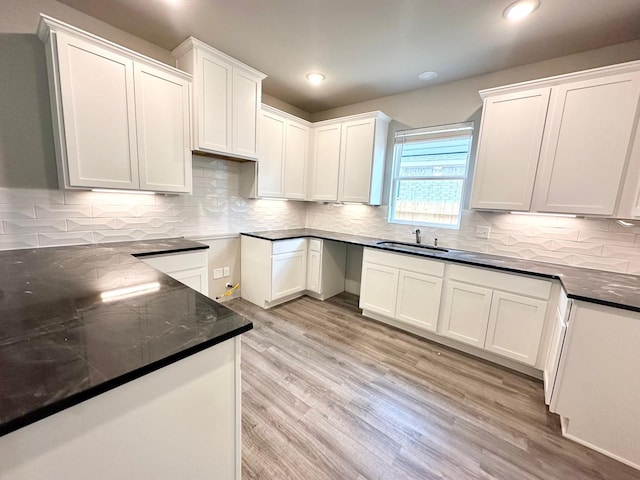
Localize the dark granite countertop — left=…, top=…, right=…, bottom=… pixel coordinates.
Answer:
left=0, top=238, right=252, bottom=437
left=242, top=228, right=640, bottom=313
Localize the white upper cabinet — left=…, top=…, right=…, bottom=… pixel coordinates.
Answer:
left=471, top=61, right=640, bottom=216
left=256, top=105, right=309, bottom=200
left=310, top=112, right=390, bottom=204
left=534, top=72, right=640, bottom=215
left=134, top=62, right=192, bottom=193
left=258, top=109, right=286, bottom=198
left=172, top=38, right=266, bottom=161
left=470, top=88, right=550, bottom=211
left=38, top=15, right=192, bottom=194
left=309, top=123, right=342, bottom=202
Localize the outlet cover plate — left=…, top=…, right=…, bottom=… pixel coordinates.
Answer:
left=475, top=226, right=491, bottom=239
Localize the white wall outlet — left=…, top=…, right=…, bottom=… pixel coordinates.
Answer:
left=475, top=226, right=491, bottom=239
left=213, top=268, right=223, bottom=279
left=223, top=266, right=230, bottom=277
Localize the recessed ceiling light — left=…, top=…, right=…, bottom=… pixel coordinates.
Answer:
left=418, top=71, right=438, bottom=81
left=503, top=0, right=540, bottom=20
left=306, top=72, right=325, bottom=86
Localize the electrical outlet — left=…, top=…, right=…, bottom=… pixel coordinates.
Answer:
left=475, top=226, right=491, bottom=239
left=213, top=268, right=223, bottom=279
left=223, top=266, right=230, bottom=277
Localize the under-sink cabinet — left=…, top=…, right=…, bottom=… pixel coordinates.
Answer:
left=360, top=248, right=554, bottom=370
left=471, top=61, right=640, bottom=216
left=139, top=249, right=209, bottom=296
left=38, top=15, right=192, bottom=194
left=360, top=248, right=444, bottom=332
left=240, top=235, right=346, bottom=308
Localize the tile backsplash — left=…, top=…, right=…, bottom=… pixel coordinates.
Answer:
left=0, top=158, right=306, bottom=250
left=305, top=203, right=640, bottom=275
left=1, top=157, right=640, bottom=275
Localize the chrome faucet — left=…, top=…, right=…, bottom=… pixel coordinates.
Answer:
left=412, top=228, right=421, bottom=244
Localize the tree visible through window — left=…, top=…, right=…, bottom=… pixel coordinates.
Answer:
left=389, top=122, right=474, bottom=228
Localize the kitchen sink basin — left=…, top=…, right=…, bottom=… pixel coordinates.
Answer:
left=376, top=241, right=449, bottom=254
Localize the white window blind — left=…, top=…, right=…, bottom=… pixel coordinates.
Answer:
left=389, top=121, right=474, bottom=228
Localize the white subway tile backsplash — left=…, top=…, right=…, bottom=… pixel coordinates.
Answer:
left=92, top=205, right=139, bottom=218
left=3, top=218, right=67, bottom=234
left=0, top=234, right=38, bottom=249
left=577, top=230, right=636, bottom=246
left=602, top=244, right=640, bottom=258
left=35, top=204, right=92, bottom=218
left=572, top=255, right=629, bottom=273
left=0, top=205, right=36, bottom=219
left=67, top=218, right=119, bottom=231
left=0, top=188, right=63, bottom=205
left=38, top=231, right=94, bottom=247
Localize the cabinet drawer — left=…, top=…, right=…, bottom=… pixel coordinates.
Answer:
left=309, top=239, right=322, bottom=252
left=272, top=238, right=306, bottom=254
left=364, top=248, right=444, bottom=277
left=140, top=250, right=208, bottom=274
left=448, top=264, right=551, bottom=299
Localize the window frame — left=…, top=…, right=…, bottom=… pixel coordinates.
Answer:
left=388, top=122, right=474, bottom=229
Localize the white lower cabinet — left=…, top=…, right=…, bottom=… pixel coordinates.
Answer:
left=396, top=271, right=443, bottom=333
left=360, top=249, right=553, bottom=369
left=139, top=249, right=209, bottom=296
left=360, top=249, right=444, bottom=332
left=552, top=301, right=640, bottom=470
left=271, top=250, right=307, bottom=301
left=360, top=263, right=399, bottom=318
left=305, top=239, right=347, bottom=300
left=240, top=236, right=346, bottom=308
left=485, top=291, right=547, bottom=364
left=441, top=281, right=493, bottom=347
left=544, top=288, right=570, bottom=406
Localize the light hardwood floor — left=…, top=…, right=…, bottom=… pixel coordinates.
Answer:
left=226, top=293, right=640, bottom=480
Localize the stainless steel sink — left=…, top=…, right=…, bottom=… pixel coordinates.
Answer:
left=376, top=241, right=449, bottom=253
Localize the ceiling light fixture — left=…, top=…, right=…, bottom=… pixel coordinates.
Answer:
left=418, top=71, right=438, bottom=81
left=503, top=0, right=540, bottom=20
left=306, top=72, right=325, bottom=86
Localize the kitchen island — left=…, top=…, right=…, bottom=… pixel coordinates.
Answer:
left=0, top=238, right=252, bottom=480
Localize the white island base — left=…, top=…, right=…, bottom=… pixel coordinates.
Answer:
left=0, top=337, right=241, bottom=480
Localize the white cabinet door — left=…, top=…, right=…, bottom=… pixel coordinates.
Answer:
left=310, top=124, right=342, bottom=201
left=306, top=250, right=322, bottom=294
left=545, top=307, right=568, bottom=406
left=484, top=291, right=547, bottom=366
left=396, top=271, right=442, bottom=332
left=134, top=62, right=191, bottom=193
left=170, top=267, right=208, bottom=295
left=55, top=32, right=139, bottom=190
left=283, top=120, right=308, bottom=200
left=441, top=281, right=493, bottom=347
left=470, top=88, right=550, bottom=211
left=140, top=250, right=209, bottom=296
left=196, top=48, right=233, bottom=155
left=359, top=262, right=399, bottom=318
left=534, top=72, right=640, bottom=215
left=271, top=251, right=307, bottom=300
left=233, top=68, right=261, bottom=159
left=338, top=118, right=376, bottom=203
left=257, top=111, right=286, bottom=198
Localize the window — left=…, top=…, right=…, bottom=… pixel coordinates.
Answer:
left=389, top=122, right=474, bottom=228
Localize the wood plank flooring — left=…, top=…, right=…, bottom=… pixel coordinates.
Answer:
left=225, top=293, right=640, bottom=480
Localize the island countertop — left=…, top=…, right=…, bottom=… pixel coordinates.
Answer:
left=241, top=228, right=640, bottom=313
left=0, top=238, right=252, bottom=437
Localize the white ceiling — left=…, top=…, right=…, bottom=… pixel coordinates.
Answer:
left=55, top=0, right=640, bottom=113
